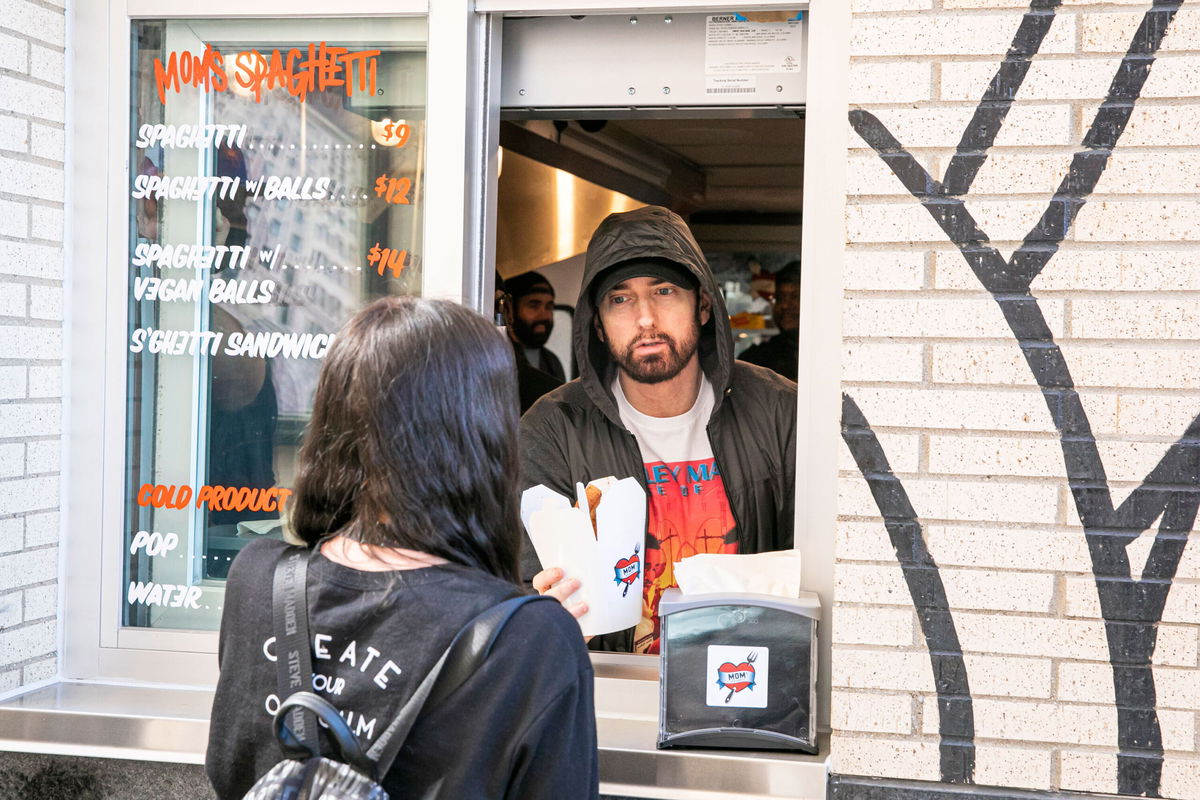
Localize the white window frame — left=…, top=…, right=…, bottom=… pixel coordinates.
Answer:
left=62, top=0, right=497, bottom=685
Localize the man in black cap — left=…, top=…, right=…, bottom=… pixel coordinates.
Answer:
left=494, top=271, right=563, bottom=415
left=520, top=206, right=797, bottom=654
left=503, top=271, right=566, bottom=382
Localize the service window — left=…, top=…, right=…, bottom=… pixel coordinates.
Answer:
left=123, top=17, right=427, bottom=631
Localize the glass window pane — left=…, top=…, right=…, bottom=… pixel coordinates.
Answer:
left=124, top=18, right=428, bottom=630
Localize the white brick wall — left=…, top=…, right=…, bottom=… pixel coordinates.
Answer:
left=0, top=0, right=65, bottom=690
left=832, top=690, right=915, bottom=734
left=838, top=2, right=1200, bottom=793
left=921, top=696, right=1196, bottom=750
left=850, top=14, right=1077, bottom=57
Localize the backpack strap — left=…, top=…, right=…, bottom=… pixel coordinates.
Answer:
left=366, top=594, right=555, bottom=777
left=274, top=691, right=374, bottom=775
left=271, top=546, right=319, bottom=759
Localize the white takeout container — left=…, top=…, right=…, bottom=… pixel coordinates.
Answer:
left=520, top=477, right=646, bottom=637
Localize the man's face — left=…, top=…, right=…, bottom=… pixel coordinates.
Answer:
left=773, top=282, right=800, bottom=333
left=596, top=276, right=710, bottom=385
left=511, top=289, right=555, bottom=348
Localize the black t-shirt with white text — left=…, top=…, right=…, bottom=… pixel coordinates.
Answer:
left=206, top=538, right=598, bottom=800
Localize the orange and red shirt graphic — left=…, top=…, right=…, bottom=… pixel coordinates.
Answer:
left=632, top=458, right=737, bottom=654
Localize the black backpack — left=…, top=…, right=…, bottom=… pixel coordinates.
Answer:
left=243, top=547, right=549, bottom=800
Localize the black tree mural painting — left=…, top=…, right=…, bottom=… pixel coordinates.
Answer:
left=843, top=0, right=1196, bottom=796
left=842, top=397, right=976, bottom=783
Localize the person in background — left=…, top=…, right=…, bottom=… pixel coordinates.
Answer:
left=520, top=206, right=797, bottom=654
left=207, top=297, right=598, bottom=800
left=495, top=272, right=563, bottom=414
left=737, top=260, right=800, bottom=382
left=205, top=308, right=278, bottom=577
left=503, top=271, right=566, bottom=382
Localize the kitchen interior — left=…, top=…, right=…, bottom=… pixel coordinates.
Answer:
left=495, top=113, right=805, bottom=375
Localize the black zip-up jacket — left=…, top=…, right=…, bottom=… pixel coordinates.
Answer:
left=519, top=206, right=797, bottom=652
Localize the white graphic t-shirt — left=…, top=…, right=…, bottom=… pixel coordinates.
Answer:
left=613, top=376, right=737, bottom=654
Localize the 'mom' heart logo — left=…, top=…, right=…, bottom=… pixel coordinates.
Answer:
left=612, top=543, right=641, bottom=597
left=716, top=651, right=758, bottom=704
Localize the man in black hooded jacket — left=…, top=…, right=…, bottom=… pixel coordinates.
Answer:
left=520, top=206, right=797, bottom=654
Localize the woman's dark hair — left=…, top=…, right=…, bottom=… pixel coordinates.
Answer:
left=290, top=296, right=521, bottom=582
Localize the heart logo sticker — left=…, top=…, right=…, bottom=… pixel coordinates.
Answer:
left=706, top=645, right=769, bottom=708
left=715, top=651, right=758, bottom=703
left=613, top=543, right=641, bottom=597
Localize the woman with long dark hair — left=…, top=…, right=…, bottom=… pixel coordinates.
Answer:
left=206, top=297, right=598, bottom=799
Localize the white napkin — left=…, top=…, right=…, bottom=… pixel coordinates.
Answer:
left=674, top=549, right=802, bottom=597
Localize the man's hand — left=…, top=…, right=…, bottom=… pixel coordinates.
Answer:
left=532, top=567, right=588, bottom=619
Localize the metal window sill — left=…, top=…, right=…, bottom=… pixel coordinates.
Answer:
left=0, top=679, right=828, bottom=799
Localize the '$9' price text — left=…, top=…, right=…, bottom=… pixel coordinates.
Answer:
left=381, top=121, right=410, bottom=147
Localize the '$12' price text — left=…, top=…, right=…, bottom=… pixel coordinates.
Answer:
left=368, top=244, right=409, bottom=278
left=374, top=173, right=412, bottom=205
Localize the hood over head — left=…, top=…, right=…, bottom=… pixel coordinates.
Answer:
left=572, top=205, right=733, bottom=426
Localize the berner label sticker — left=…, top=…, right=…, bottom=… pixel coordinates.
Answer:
left=706, top=644, right=769, bottom=709
left=705, top=13, right=803, bottom=76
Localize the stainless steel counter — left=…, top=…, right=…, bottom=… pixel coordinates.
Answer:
left=0, top=682, right=212, bottom=763
left=0, top=676, right=828, bottom=799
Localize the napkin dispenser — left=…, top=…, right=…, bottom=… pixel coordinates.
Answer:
left=657, top=588, right=820, bottom=753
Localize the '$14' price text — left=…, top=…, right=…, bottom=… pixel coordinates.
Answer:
left=368, top=244, right=409, bottom=278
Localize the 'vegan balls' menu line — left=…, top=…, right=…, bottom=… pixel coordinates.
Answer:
left=124, top=20, right=428, bottom=629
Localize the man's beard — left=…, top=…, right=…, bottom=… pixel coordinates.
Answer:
left=513, top=317, right=552, bottom=348
left=610, top=329, right=699, bottom=385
